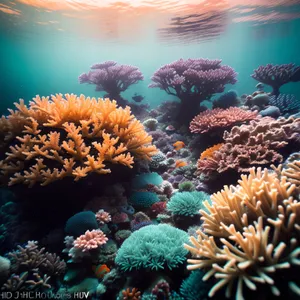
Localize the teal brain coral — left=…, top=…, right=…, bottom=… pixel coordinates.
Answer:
left=167, top=191, right=210, bottom=216
left=129, top=191, right=159, bottom=208
left=115, top=224, right=189, bottom=271
left=131, top=172, right=163, bottom=190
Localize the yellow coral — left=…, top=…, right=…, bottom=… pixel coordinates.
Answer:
left=0, top=94, right=157, bottom=187
left=184, top=167, right=300, bottom=299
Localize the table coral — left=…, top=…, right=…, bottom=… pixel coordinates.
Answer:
left=184, top=167, right=300, bottom=299
left=149, top=58, right=237, bottom=124
left=251, top=63, right=300, bottom=96
left=190, top=107, right=257, bottom=134
left=0, top=94, right=157, bottom=187
left=79, top=61, right=143, bottom=107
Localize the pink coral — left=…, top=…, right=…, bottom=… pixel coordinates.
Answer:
left=190, top=107, right=257, bottom=134
left=95, top=209, right=111, bottom=225
left=74, top=230, right=108, bottom=252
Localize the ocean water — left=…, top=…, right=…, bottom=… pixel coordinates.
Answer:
left=0, top=1, right=300, bottom=299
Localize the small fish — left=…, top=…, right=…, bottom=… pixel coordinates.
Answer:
left=173, top=141, right=185, bottom=151
left=165, top=125, right=175, bottom=131
left=92, top=264, right=110, bottom=279
left=175, top=160, right=188, bottom=168
left=132, top=93, right=144, bottom=103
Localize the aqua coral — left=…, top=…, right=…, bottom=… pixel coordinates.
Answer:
left=115, top=224, right=189, bottom=271
left=0, top=94, right=157, bottom=187
left=167, top=191, right=210, bottom=217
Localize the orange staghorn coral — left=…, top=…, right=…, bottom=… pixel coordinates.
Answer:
left=0, top=94, right=157, bottom=187
left=200, top=143, right=224, bottom=160
left=184, top=167, right=300, bottom=299
left=189, top=107, right=258, bottom=134
left=121, top=287, right=141, bottom=300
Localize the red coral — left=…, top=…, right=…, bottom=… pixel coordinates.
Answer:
left=150, top=201, right=167, bottom=217
left=112, top=212, right=129, bottom=224
left=190, top=107, right=257, bottom=134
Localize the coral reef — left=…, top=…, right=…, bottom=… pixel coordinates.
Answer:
left=79, top=61, right=143, bottom=106
left=0, top=94, right=157, bottom=187
left=149, top=58, right=237, bottom=124
left=3, top=241, right=66, bottom=292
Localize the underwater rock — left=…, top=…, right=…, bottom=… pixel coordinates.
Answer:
left=259, top=105, right=281, bottom=118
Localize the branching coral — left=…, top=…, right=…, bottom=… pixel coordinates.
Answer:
left=190, top=107, right=257, bottom=134
left=197, top=116, right=300, bottom=175
left=0, top=94, right=157, bottom=187
left=251, top=63, right=300, bottom=96
left=79, top=61, right=144, bottom=106
left=74, top=229, right=108, bottom=252
left=223, top=116, right=300, bottom=148
left=149, top=58, right=237, bottom=124
left=184, top=167, right=300, bottom=299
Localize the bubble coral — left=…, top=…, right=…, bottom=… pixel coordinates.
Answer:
left=74, top=230, right=108, bottom=252
left=0, top=94, right=157, bottom=187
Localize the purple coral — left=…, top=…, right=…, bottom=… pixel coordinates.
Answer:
left=149, top=58, right=237, bottom=124
left=79, top=61, right=144, bottom=106
left=251, top=63, right=300, bottom=96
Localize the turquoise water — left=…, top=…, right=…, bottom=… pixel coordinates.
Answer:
left=1, top=1, right=300, bottom=112
left=1, top=1, right=300, bottom=299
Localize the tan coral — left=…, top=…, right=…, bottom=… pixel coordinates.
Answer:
left=184, top=167, right=300, bottom=299
left=0, top=94, right=157, bottom=187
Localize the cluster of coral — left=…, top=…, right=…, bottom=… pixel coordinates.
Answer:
left=0, top=58, right=300, bottom=300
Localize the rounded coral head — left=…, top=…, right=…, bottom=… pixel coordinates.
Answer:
left=95, top=209, right=111, bottom=225
left=74, top=229, right=108, bottom=251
